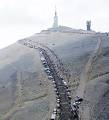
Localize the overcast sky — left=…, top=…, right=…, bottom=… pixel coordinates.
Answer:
left=0, top=0, right=109, bottom=49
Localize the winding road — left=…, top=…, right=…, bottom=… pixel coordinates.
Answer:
left=18, top=40, right=74, bottom=120
left=38, top=47, right=72, bottom=120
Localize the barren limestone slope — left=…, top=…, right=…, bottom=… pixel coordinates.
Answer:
left=80, top=35, right=109, bottom=120
left=0, top=43, right=55, bottom=120
left=0, top=29, right=109, bottom=120
left=29, top=30, right=109, bottom=119
left=29, top=31, right=99, bottom=97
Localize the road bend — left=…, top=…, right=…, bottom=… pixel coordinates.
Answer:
left=18, top=40, right=75, bottom=120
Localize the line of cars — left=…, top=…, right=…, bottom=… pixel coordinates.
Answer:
left=39, top=48, right=73, bottom=120
left=23, top=40, right=38, bottom=49
left=22, top=42, right=58, bottom=119
left=71, top=96, right=83, bottom=119
left=39, top=49, right=59, bottom=120
left=39, top=50, right=54, bottom=80
left=21, top=41, right=83, bottom=119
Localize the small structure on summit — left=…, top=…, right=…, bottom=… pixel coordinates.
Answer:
left=53, top=7, right=58, bottom=28
left=41, top=10, right=95, bottom=33
left=86, top=20, right=91, bottom=31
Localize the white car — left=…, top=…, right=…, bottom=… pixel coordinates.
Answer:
left=50, top=113, right=56, bottom=120
left=67, top=91, right=70, bottom=95
left=56, top=103, right=60, bottom=109
left=53, top=108, right=57, bottom=114
left=56, top=99, right=60, bottom=103
left=48, top=75, right=53, bottom=79
left=40, top=56, right=46, bottom=61
left=54, top=88, right=57, bottom=92
left=52, top=80, right=55, bottom=84
left=63, top=81, right=67, bottom=86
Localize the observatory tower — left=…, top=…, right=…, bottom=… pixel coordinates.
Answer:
left=53, top=7, right=58, bottom=28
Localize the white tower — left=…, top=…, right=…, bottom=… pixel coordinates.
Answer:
left=53, top=7, right=58, bottom=28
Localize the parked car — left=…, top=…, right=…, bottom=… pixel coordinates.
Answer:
left=62, top=80, right=67, bottom=85
left=56, top=98, right=60, bottom=103
left=56, top=103, right=60, bottom=109
left=50, top=113, right=56, bottom=120
left=43, top=64, right=49, bottom=68
left=48, top=75, right=53, bottom=79
left=44, top=67, right=50, bottom=71
left=75, top=96, right=83, bottom=103
left=53, top=108, right=57, bottom=114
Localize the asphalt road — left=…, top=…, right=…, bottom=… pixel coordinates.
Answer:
left=39, top=47, right=72, bottom=120
left=19, top=40, right=76, bottom=120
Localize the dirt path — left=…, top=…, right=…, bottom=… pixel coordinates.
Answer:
left=1, top=72, right=23, bottom=120
left=15, top=71, right=23, bottom=106
left=76, top=38, right=102, bottom=98
left=75, top=38, right=102, bottom=120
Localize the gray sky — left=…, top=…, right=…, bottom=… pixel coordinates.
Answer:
left=0, top=0, right=109, bottom=48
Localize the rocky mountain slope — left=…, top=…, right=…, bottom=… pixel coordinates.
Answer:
left=0, top=43, right=56, bottom=120
left=0, top=28, right=109, bottom=120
